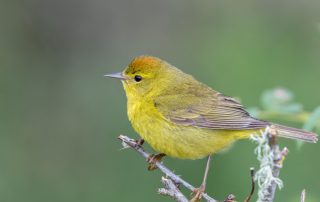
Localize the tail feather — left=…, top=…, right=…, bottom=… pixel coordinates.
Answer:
left=271, top=124, right=318, bottom=143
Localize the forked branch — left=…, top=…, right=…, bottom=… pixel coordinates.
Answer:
left=118, top=135, right=217, bottom=202
left=118, top=131, right=297, bottom=202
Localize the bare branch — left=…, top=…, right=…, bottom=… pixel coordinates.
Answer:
left=119, top=132, right=300, bottom=202
left=158, top=177, right=188, bottom=202
left=267, top=137, right=289, bottom=202
left=118, top=135, right=217, bottom=202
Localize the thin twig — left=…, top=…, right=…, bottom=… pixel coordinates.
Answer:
left=300, top=189, right=306, bottom=202
left=244, top=167, right=255, bottom=202
left=118, top=135, right=217, bottom=202
left=158, top=177, right=188, bottom=202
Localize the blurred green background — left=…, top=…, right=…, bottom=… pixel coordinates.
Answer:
left=1, top=0, right=319, bottom=201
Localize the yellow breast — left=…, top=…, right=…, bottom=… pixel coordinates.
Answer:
left=126, top=97, right=255, bottom=159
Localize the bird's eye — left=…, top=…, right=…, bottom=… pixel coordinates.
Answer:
left=134, top=75, right=143, bottom=82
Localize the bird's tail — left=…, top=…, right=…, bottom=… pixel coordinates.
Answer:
left=270, top=124, right=318, bottom=143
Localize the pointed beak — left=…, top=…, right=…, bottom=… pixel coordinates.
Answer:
left=104, top=72, right=126, bottom=80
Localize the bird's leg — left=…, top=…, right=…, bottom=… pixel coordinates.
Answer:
left=147, top=153, right=166, bottom=171
left=191, top=155, right=212, bottom=202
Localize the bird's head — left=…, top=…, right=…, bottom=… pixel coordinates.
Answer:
left=105, top=56, right=181, bottom=99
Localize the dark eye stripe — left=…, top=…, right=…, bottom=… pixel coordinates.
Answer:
left=134, top=75, right=142, bottom=82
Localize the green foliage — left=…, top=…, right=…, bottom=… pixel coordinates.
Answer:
left=260, top=88, right=302, bottom=114
left=303, top=106, right=320, bottom=133
left=249, top=88, right=320, bottom=149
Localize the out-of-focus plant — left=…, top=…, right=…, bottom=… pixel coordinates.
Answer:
left=248, top=87, right=320, bottom=138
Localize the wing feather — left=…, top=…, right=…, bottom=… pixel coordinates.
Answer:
left=154, top=90, right=267, bottom=130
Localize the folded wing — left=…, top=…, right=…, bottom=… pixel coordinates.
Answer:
left=154, top=90, right=268, bottom=130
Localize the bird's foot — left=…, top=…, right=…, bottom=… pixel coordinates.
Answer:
left=146, top=153, right=166, bottom=171
left=190, top=185, right=205, bottom=202
left=134, top=138, right=144, bottom=149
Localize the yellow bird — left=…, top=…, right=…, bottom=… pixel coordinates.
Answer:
left=105, top=56, right=317, bottom=200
